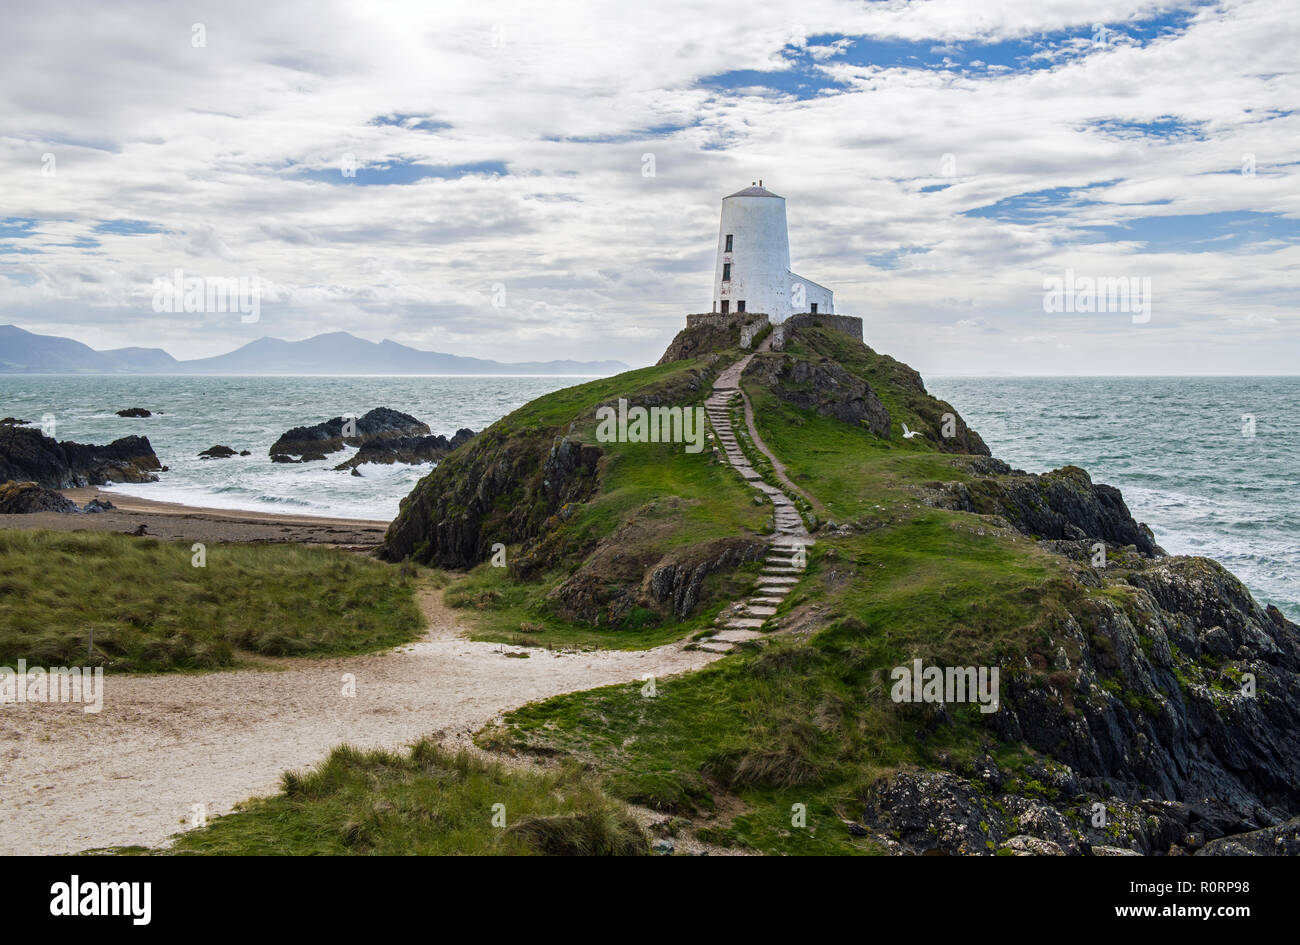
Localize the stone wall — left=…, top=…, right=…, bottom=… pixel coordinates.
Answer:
left=771, top=313, right=864, bottom=350
left=684, top=312, right=770, bottom=334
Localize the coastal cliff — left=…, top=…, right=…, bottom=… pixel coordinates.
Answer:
left=383, top=316, right=1300, bottom=855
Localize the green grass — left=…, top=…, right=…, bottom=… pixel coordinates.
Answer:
left=442, top=558, right=754, bottom=650
left=165, top=740, right=648, bottom=855
left=742, top=383, right=972, bottom=523
left=0, top=530, right=423, bottom=672
left=474, top=349, right=1106, bottom=854
left=486, top=510, right=1080, bottom=853
left=440, top=356, right=770, bottom=649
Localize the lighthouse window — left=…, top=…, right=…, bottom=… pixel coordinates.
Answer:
left=724, top=234, right=733, bottom=252
left=720, top=300, right=730, bottom=314
left=722, top=263, right=731, bottom=281
left=737, top=301, right=746, bottom=312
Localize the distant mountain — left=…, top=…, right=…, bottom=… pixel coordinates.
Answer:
left=0, top=326, right=628, bottom=376
left=0, top=325, right=180, bottom=373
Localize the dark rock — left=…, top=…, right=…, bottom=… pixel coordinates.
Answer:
left=269, top=407, right=430, bottom=461
left=935, top=464, right=1162, bottom=555
left=198, top=445, right=238, bottom=459
left=82, top=497, right=115, bottom=513
left=644, top=537, right=766, bottom=619
left=1196, top=817, right=1300, bottom=855
left=333, top=428, right=477, bottom=471
left=350, top=467, right=362, bottom=477
left=116, top=407, right=152, bottom=418
left=657, top=313, right=769, bottom=364
left=549, top=530, right=765, bottom=627
left=742, top=353, right=891, bottom=438
left=0, top=480, right=79, bottom=513
left=0, top=424, right=162, bottom=487
left=0, top=418, right=29, bottom=426
left=239, top=450, right=250, bottom=456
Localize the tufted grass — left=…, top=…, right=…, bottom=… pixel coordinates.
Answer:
left=0, top=530, right=423, bottom=672
left=163, top=739, right=648, bottom=856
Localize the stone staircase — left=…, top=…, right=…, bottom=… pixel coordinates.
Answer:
left=697, top=351, right=813, bottom=653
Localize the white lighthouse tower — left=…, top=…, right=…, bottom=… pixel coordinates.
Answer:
left=711, top=182, right=833, bottom=323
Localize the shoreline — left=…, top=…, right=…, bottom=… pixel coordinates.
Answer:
left=0, top=487, right=390, bottom=547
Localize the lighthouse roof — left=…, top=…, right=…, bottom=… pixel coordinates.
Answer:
left=725, top=184, right=782, bottom=199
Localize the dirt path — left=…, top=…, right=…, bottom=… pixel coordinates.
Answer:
left=0, top=588, right=721, bottom=855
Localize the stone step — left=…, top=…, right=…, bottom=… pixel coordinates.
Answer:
left=742, top=606, right=778, bottom=617
left=757, top=575, right=798, bottom=585
left=712, top=627, right=763, bottom=642
left=748, top=597, right=785, bottom=607
left=720, top=618, right=765, bottom=630
left=762, top=566, right=803, bottom=574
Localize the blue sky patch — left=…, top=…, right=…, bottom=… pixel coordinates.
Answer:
left=93, top=219, right=163, bottom=236
left=0, top=217, right=40, bottom=238
left=964, top=182, right=1117, bottom=224
left=370, top=113, right=452, bottom=132
left=1086, top=116, right=1208, bottom=141
left=297, top=158, right=508, bottom=185
left=1075, top=210, right=1300, bottom=253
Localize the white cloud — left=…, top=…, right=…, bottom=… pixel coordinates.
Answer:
left=0, top=0, right=1294, bottom=373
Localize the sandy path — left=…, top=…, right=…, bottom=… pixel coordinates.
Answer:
left=0, top=588, right=720, bottom=855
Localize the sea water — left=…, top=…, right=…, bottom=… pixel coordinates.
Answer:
left=0, top=375, right=593, bottom=522
left=1, top=373, right=1295, bottom=618
left=926, top=376, right=1299, bottom=619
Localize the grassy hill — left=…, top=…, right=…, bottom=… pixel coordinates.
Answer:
left=159, top=316, right=1300, bottom=856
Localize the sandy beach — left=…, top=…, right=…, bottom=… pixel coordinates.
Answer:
left=0, top=488, right=389, bottom=547
left=0, top=587, right=721, bottom=855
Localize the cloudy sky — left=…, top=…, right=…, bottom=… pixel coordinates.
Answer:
left=1, top=0, right=1296, bottom=373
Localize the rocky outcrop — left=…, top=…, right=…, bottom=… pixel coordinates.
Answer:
left=116, top=407, right=151, bottom=418
left=646, top=537, right=767, bottom=619
left=0, top=481, right=117, bottom=514
left=380, top=432, right=603, bottom=567
left=381, top=365, right=715, bottom=568
left=934, top=463, right=1162, bottom=555
left=658, top=313, right=769, bottom=365
left=547, top=530, right=765, bottom=626
left=0, top=480, right=79, bottom=513
left=0, top=425, right=162, bottom=488
left=199, top=445, right=243, bottom=459
left=742, top=353, right=891, bottom=438
left=333, top=428, right=476, bottom=471
left=853, top=547, right=1300, bottom=855
left=1196, top=817, right=1300, bottom=855
left=269, top=407, right=430, bottom=461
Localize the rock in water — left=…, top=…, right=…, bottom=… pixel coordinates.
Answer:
left=198, top=444, right=239, bottom=459
left=0, top=425, right=162, bottom=488
left=116, top=407, right=152, bottom=417
left=269, top=407, right=430, bottom=461
left=333, top=428, right=477, bottom=471
left=0, top=480, right=79, bottom=513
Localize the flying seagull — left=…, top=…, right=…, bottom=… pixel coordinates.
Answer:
left=901, top=423, right=921, bottom=439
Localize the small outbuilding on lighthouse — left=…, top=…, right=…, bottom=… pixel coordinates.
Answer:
left=711, top=182, right=832, bottom=323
